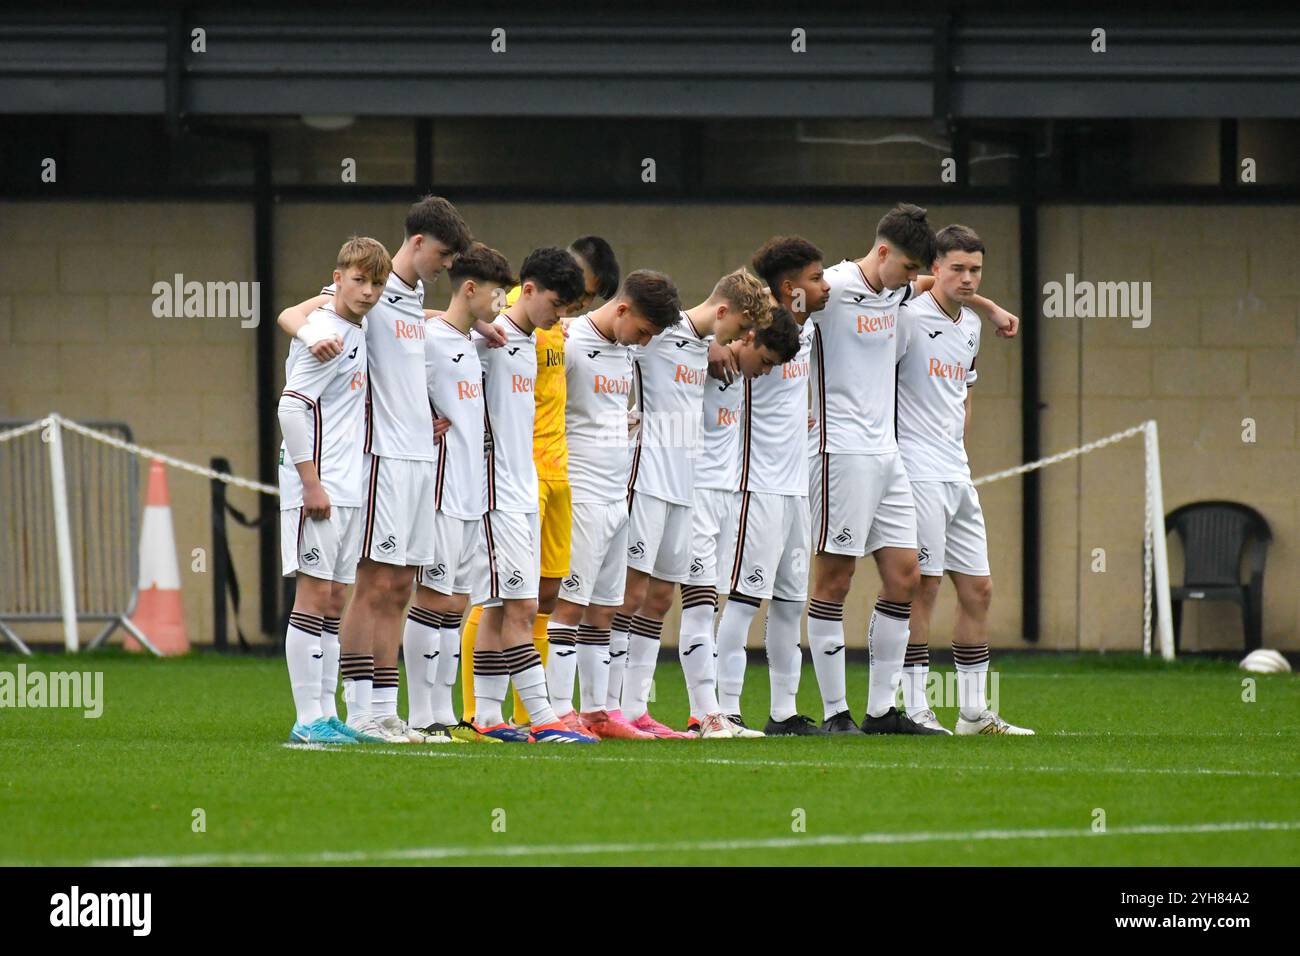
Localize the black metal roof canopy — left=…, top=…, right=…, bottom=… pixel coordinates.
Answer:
left=3, top=3, right=1300, bottom=121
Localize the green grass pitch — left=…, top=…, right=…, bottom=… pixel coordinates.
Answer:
left=2, top=651, right=1297, bottom=866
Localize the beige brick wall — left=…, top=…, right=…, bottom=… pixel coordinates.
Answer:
left=0, top=202, right=262, bottom=650
left=6, top=199, right=1293, bottom=655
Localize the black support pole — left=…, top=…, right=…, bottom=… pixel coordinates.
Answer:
left=254, top=133, right=278, bottom=637
left=210, top=457, right=230, bottom=652
left=1018, top=129, right=1041, bottom=643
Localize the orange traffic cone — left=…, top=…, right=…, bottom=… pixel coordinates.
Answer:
left=125, top=459, right=190, bottom=655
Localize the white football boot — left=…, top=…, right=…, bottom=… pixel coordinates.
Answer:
left=698, top=713, right=734, bottom=739
left=724, top=714, right=766, bottom=738
left=955, top=709, right=1034, bottom=736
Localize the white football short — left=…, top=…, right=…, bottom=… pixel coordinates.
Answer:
left=280, top=506, right=363, bottom=584
left=686, top=487, right=738, bottom=589
left=360, top=454, right=437, bottom=566
left=560, top=500, right=630, bottom=607
left=810, top=450, right=917, bottom=557
left=727, top=491, right=810, bottom=602
left=472, top=510, right=542, bottom=606
left=627, top=492, right=694, bottom=583
left=911, top=480, right=990, bottom=577
left=416, top=511, right=480, bottom=595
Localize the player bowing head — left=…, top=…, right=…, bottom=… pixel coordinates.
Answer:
left=405, top=194, right=475, bottom=286
left=515, top=247, right=587, bottom=332
left=608, top=269, right=683, bottom=346
left=865, top=202, right=936, bottom=291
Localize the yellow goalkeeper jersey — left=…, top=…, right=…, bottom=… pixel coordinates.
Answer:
left=505, top=285, right=568, bottom=481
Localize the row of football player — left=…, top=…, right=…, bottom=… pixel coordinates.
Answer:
left=275, top=196, right=1031, bottom=745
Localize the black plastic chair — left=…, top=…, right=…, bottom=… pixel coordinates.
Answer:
left=1159, top=501, right=1271, bottom=652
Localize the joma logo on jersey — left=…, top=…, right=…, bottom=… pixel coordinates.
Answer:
left=928, top=358, right=967, bottom=381
left=592, top=374, right=630, bottom=395
left=511, top=374, right=534, bottom=393
left=856, top=313, right=896, bottom=334
left=394, top=319, right=426, bottom=340
left=673, top=364, right=707, bottom=386
left=716, top=407, right=738, bottom=427
left=456, top=380, right=482, bottom=400
left=782, top=359, right=809, bottom=380
left=349, top=371, right=367, bottom=391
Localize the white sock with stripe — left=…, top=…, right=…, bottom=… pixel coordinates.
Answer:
left=867, top=599, right=911, bottom=718
left=473, top=650, right=509, bottom=727
left=807, top=599, right=848, bottom=719
left=576, top=624, right=611, bottom=714
left=902, top=642, right=931, bottom=716
left=286, top=611, right=324, bottom=725
left=319, top=617, right=341, bottom=720
left=545, top=621, right=579, bottom=716
left=433, top=612, right=462, bottom=726
left=402, top=606, right=441, bottom=729
left=503, top=643, right=558, bottom=727
left=678, top=588, right=719, bottom=719
left=953, top=642, right=991, bottom=721
left=621, top=614, right=663, bottom=721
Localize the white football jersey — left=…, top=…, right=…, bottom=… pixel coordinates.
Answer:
left=895, top=290, right=981, bottom=482
left=477, top=316, right=540, bottom=514
left=278, top=306, right=368, bottom=509
left=322, top=272, right=434, bottom=462
left=695, top=348, right=744, bottom=492
left=425, top=317, right=486, bottom=520
left=566, top=314, right=635, bottom=505
left=738, top=317, right=815, bottom=497
left=808, top=260, right=913, bottom=458
left=628, top=312, right=708, bottom=505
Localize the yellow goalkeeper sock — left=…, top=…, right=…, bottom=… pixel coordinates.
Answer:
left=461, top=604, right=483, bottom=722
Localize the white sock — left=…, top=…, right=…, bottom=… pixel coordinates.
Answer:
left=716, top=596, right=761, bottom=714
left=576, top=624, right=611, bottom=714
left=372, top=666, right=399, bottom=718
left=765, top=599, right=804, bottom=722
left=953, top=642, right=990, bottom=720
left=319, top=617, right=341, bottom=719
left=473, top=649, right=509, bottom=726
left=402, top=607, right=440, bottom=728
left=606, top=613, right=632, bottom=712
left=340, top=654, right=373, bottom=722
left=545, top=620, right=579, bottom=715
left=807, top=598, right=848, bottom=719
left=867, top=599, right=910, bottom=718
left=678, top=590, right=719, bottom=718
left=286, top=611, right=325, bottom=725
left=621, top=615, right=663, bottom=721
left=503, top=644, right=558, bottom=727
left=902, top=642, right=931, bottom=716
left=433, top=615, right=462, bottom=725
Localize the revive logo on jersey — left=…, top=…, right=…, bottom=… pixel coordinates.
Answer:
left=394, top=319, right=426, bottom=340
left=349, top=371, right=367, bottom=391
left=512, top=374, right=535, bottom=393
left=455, top=380, right=482, bottom=400
left=544, top=347, right=563, bottom=368
left=782, top=358, right=810, bottom=380
left=593, top=374, right=631, bottom=395
left=928, top=358, right=968, bottom=381
left=673, top=364, right=707, bottom=386
left=855, top=313, right=897, bottom=334
left=716, top=406, right=739, bottom=427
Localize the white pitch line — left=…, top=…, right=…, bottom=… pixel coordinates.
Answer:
left=292, top=744, right=1300, bottom=779
left=83, top=820, right=1300, bottom=867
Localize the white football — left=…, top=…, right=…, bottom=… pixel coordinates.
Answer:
left=1239, top=649, right=1292, bottom=674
